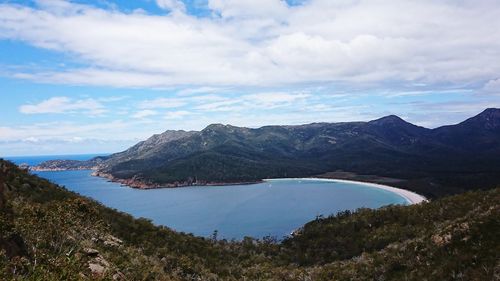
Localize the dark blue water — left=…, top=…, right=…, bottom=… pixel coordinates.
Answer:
left=33, top=169, right=408, bottom=240
left=5, top=154, right=106, bottom=166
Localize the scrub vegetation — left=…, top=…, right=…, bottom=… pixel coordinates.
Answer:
left=1, top=159, right=498, bottom=280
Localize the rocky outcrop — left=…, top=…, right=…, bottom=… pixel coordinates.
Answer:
left=82, top=247, right=111, bottom=277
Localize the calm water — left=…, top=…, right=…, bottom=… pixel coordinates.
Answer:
left=31, top=169, right=408, bottom=240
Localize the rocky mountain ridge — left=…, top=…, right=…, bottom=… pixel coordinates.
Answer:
left=33, top=108, right=500, bottom=197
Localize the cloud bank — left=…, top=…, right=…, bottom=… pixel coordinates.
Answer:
left=0, top=0, right=499, bottom=89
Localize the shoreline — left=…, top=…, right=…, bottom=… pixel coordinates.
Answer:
left=30, top=167, right=97, bottom=172
left=95, top=172, right=427, bottom=204
left=92, top=171, right=263, bottom=189
left=265, top=177, right=427, bottom=204
left=33, top=168, right=427, bottom=204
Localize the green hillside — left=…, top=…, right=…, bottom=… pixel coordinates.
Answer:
left=1, top=159, right=498, bottom=280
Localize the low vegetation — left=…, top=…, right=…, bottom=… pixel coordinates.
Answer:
left=1, top=159, right=499, bottom=280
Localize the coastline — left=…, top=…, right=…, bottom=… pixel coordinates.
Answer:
left=96, top=171, right=427, bottom=204
left=92, top=171, right=263, bottom=189
left=265, top=178, right=427, bottom=204
left=30, top=167, right=97, bottom=172
left=33, top=167, right=427, bottom=203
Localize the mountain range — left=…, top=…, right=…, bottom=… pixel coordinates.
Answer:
left=34, top=108, right=500, bottom=198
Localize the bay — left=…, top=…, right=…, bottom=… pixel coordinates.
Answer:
left=33, top=169, right=408, bottom=240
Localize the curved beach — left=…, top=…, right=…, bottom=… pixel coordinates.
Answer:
left=266, top=178, right=427, bottom=204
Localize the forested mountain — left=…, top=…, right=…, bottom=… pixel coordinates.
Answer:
left=1, top=160, right=498, bottom=280
left=34, top=108, right=500, bottom=197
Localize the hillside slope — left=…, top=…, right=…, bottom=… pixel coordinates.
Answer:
left=1, top=160, right=499, bottom=280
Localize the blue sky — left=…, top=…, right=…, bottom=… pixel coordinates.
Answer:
left=1, top=0, right=500, bottom=156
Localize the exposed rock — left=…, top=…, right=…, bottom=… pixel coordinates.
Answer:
left=82, top=248, right=99, bottom=257
left=104, top=235, right=123, bottom=247
left=104, top=240, right=119, bottom=247
left=95, top=256, right=110, bottom=267
left=88, top=263, right=106, bottom=276
left=432, top=233, right=452, bottom=246
left=87, top=253, right=110, bottom=277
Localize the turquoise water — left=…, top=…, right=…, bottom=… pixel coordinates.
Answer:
left=33, top=170, right=408, bottom=240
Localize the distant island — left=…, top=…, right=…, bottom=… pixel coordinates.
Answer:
left=32, top=108, right=500, bottom=198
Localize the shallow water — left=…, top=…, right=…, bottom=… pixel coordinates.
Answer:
left=33, top=170, right=408, bottom=240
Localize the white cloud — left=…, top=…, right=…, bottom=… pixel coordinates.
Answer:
left=0, top=137, right=140, bottom=156
left=23, top=137, right=40, bottom=143
left=132, top=109, right=159, bottom=119
left=412, top=100, right=499, bottom=115
left=482, top=78, right=500, bottom=95
left=164, top=110, right=191, bottom=119
left=19, top=96, right=106, bottom=115
left=194, top=92, right=310, bottom=111
left=97, top=96, right=128, bottom=102
left=2, top=0, right=500, bottom=156
left=176, top=87, right=224, bottom=96
left=156, top=0, right=186, bottom=12
left=208, top=0, right=288, bottom=19
left=244, top=92, right=309, bottom=107
left=195, top=99, right=240, bottom=111
left=138, top=98, right=186, bottom=109
left=0, top=120, right=128, bottom=141
left=0, top=0, right=499, bottom=89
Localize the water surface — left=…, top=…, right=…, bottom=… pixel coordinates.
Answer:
left=34, top=170, right=408, bottom=240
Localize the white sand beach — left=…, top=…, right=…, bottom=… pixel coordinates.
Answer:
left=266, top=178, right=427, bottom=204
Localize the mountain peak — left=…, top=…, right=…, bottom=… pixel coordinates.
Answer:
left=368, top=115, right=407, bottom=126
left=478, top=108, right=500, bottom=118
left=201, top=124, right=250, bottom=136
left=463, top=108, right=500, bottom=129
left=203, top=123, right=233, bottom=131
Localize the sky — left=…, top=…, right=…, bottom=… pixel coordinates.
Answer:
left=1, top=0, right=500, bottom=156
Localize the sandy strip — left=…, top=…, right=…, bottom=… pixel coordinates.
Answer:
left=265, top=178, right=427, bottom=205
